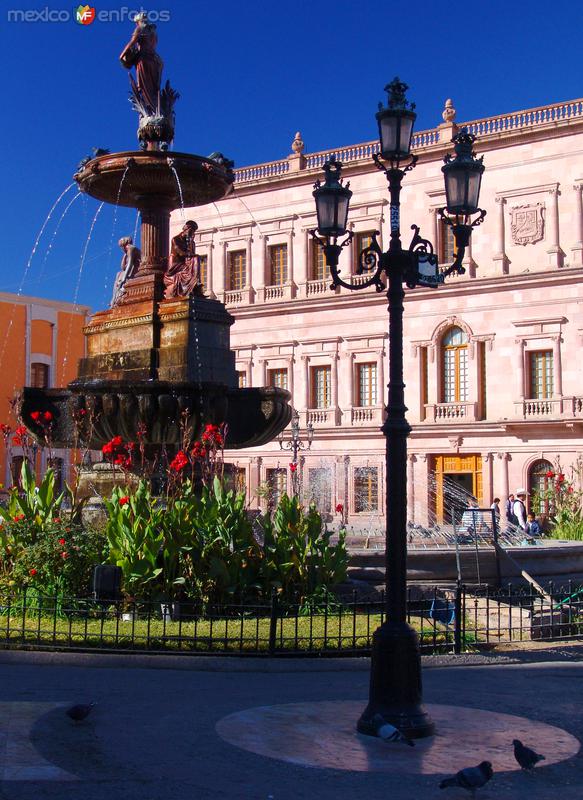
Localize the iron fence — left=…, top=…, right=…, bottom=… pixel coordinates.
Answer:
left=0, top=583, right=581, bottom=657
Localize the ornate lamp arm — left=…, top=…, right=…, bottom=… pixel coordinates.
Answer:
left=437, top=207, right=487, bottom=278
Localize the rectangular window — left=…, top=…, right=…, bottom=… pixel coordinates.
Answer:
left=237, top=370, right=247, bottom=388
left=228, top=250, right=246, bottom=291
left=198, top=254, right=208, bottom=289
left=357, top=362, right=377, bottom=406
left=307, top=467, right=332, bottom=514
left=312, top=241, right=327, bottom=281
left=354, top=467, right=379, bottom=512
left=530, top=350, right=553, bottom=399
left=10, top=456, right=24, bottom=488
left=443, top=348, right=468, bottom=402
left=268, top=368, right=288, bottom=391
left=30, top=362, right=49, bottom=388
left=269, top=244, right=288, bottom=286
left=266, top=467, right=287, bottom=510
left=355, top=231, right=375, bottom=272
left=311, top=366, right=331, bottom=409
left=439, top=219, right=456, bottom=265
left=420, top=347, right=428, bottom=417
left=48, top=457, right=64, bottom=493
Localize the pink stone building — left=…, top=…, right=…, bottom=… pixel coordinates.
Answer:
left=176, top=97, right=583, bottom=530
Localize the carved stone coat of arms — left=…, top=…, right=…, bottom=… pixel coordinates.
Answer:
left=510, top=203, right=544, bottom=245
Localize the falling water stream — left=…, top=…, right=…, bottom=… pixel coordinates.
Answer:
left=167, top=162, right=204, bottom=435
left=0, top=183, right=77, bottom=376
left=103, top=163, right=132, bottom=302
left=59, top=202, right=105, bottom=385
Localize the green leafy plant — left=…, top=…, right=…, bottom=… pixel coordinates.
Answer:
left=102, top=481, right=165, bottom=597
left=532, top=461, right=583, bottom=541
left=259, top=493, right=348, bottom=600
left=0, top=461, right=65, bottom=537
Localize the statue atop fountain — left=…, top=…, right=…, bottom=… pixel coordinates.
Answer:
left=120, top=11, right=178, bottom=151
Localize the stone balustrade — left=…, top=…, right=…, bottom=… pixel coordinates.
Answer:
left=232, top=98, right=583, bottom=185
left=425, top=402, right=478, bottom=422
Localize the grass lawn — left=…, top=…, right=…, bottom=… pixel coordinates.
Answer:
left=0, top=602, right=455, bottom=655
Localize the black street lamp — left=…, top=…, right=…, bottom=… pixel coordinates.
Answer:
left=311, top=77, right=486, bottom=740
left=278, top=409, right=314, bottom=493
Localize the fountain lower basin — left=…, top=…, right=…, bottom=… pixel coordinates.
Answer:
left=19, top=382, right=291, bottom=450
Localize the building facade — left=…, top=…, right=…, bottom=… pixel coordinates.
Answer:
left=177, top=97, right=583, bottom=530
left=0, top=293, right=88, bottom=490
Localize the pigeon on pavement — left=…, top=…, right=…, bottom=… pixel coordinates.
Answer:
left=513, top=739, right=545, bottom=770
left=66, top=702, right=96, bottom=722
left=371, top=713, right=415, bottom=746
left=439, top=761, right=493, bottom=797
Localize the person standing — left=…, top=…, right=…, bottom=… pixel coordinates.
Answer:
left=490, top=497, right=501, bottom=531
left=505, top=493, right=515, bottom=530
left=513, top=489, right=528, bottom=532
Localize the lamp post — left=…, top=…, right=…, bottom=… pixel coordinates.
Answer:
left=278, top=409, right=314, bottom=494
left=311, top=77, right=486, bottom=739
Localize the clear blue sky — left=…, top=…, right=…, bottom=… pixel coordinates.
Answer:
left=2, top=0, right=582, bottom=310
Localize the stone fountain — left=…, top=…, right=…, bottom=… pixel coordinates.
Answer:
left=18, top=12, right=291, bottom=482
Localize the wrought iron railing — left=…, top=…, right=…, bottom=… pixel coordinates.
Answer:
left=0, top=582, right=581, bottom=656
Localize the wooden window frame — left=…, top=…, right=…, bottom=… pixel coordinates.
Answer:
left=228, top=250, right=246, bottom=291
left=311, top=365, right=331, bottom=409
left=269, top=244, right=288, bottom=286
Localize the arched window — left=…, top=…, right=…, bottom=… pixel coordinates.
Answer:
left=442, top=326, right=468, bottom=402
left=529, top=459, right=554, bottom=515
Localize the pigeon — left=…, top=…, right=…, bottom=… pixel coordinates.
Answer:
left=371, top=713, right=415, bottom=746
left=439, top=761, right=493, bottom=797
left=513, top=739, right=545, bottom=770
left=66, top=702, right=96, bottom=722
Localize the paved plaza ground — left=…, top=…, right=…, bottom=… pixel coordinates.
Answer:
left=0, top=646, right=581, bottom=799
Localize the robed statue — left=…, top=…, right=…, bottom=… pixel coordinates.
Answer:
left=111, top=236, right=141, bottom=307
left=120, top=12, right=163, bottom=116
left=164, top=221, right=205, bottom=299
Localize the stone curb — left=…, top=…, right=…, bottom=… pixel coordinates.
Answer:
left=1, top=641, right=582, bottom=672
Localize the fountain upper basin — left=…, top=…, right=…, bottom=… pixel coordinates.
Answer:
left=74, top=151, right=234, bottom=209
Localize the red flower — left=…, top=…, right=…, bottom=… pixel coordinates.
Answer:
left=61, top=552, right=69, bottom=560
left=191, top=443, right=207, bottom=459
left=557, top=473, right=565, bottom=483
left=111, top=436, right=123, bottom=447
left=79, top=408, right=87, bottom=417
left=0, top=423, right=11, bottom=435
left=54, top=517, right=61, bottom=524
left=12, top=436, right=22, bottom=446
left=289, top=462, right=298, bottom=473
left=170, top=451, right=189, bottom=472
left=113, top=455, right=125, bottom=465
left=118, top=496, right=130, bottom=506
left=30, top=411, right=41, bottom=422
left=568, top=486, right=575, bottom=494
left=58, top=537, right=66, bottom=545
left=13, top=514, right=25, bottom=522
left=545, top=470, right=555, bottom=478
left=43, top=411, right=52, bottom=422
left=29, top=568, right=37, bottom=577
left=336, top=503, right=344, bottom=513
left=15, top=426, right=27, bottom=436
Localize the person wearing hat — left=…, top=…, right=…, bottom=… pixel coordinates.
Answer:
left=513, top=489, right=528, bottom=531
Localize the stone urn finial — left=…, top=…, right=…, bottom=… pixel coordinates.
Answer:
left=291, top=131, right=304, bottom=154
left=442, top=98, right=456, bottom=124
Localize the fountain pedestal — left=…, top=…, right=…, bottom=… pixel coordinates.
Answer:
left=78, top=296, right=236, bottom=386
